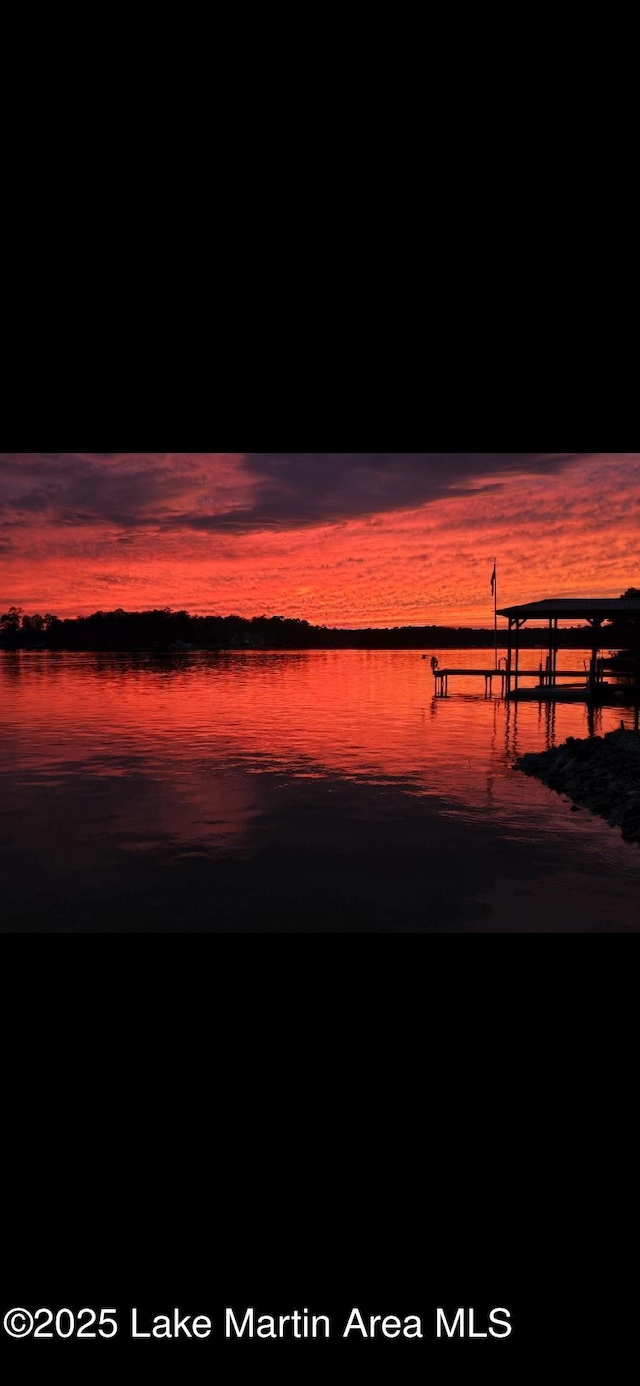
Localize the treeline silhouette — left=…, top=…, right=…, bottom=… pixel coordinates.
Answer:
left=2, top=604, right=640, bottom=652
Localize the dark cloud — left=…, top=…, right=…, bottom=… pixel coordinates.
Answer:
left=173, top=453, right=588, bottom=531
left=0, top=452, right=592, bottom=537
left=0, top=454, right=195, bottom=530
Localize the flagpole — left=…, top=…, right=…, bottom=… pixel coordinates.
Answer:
left=494, top=558, right=498, bottom=670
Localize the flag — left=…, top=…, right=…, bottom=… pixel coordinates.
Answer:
left=491, top=563, right=496, bottom=596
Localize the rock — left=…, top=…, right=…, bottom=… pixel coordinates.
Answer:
left=620, top=805, right=640, bottom=841
left=515, top=731, right=640, bottom=847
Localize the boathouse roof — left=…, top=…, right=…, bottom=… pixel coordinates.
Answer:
left=497, top=597, right=640, bottom=621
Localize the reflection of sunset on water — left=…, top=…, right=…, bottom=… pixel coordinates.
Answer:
left=3, top=649, right=640, bottom=930
left=2, top=649, right=639, bottom=857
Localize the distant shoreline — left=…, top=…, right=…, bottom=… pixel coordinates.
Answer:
left=2, top=608, right=637, bottom=653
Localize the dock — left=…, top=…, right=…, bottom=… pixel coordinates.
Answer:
left=433, top=595, right=640, bottom=704
left=434, top=668, right=506, bottom=697
left=434, top=667, right=594, bottom=698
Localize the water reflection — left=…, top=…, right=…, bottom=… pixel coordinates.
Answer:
left=1, top=649, right=639, bottom=931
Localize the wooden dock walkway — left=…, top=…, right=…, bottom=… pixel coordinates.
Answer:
left=433, top=668, right=593, bottom=697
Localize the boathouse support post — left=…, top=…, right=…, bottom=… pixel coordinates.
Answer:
left=589, top=643, right=598, bottom=691
left=506, top=619, right=512, bottom=698
left=588, top=619, right=603, bottom=691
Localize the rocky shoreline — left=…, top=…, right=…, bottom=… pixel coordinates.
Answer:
left=516, top=728, right=640, bottom=845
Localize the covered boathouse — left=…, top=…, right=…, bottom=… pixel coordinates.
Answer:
left=497, top=596, right=640, bottom=700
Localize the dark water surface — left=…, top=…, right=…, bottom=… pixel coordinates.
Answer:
left=2, top=649, right=639, bottom=931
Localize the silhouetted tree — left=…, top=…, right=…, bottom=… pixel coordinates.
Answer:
left=1, top=606, right=23, bottom=632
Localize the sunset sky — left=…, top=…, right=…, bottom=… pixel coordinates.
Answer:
left=1, top=453, right=639, bottom=627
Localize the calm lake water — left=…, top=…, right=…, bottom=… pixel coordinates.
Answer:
left=2, top=649, right=639, bottom=931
